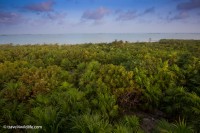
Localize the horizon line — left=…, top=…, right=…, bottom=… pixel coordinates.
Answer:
left=1, top=32, right=200, bottom=35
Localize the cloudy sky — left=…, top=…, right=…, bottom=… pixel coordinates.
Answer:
left=0, top=0, right=200, bottom=34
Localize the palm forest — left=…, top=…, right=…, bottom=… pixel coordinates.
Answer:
left=0, top=39, right=200, bottom=133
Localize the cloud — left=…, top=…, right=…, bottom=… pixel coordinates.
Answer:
left=171, top=12, right=189, bottom=20
left=0, top=11, right=24, bottom=24
left=29, top=12, right=67, bottom=26
left=24, top=0, right=55, bottom=12
left=46, top=12, right=67, bottom=20
left=161, top=11, right=189, bottom=22
left=177, top=0, right=200, bottom=11
left=23, top=0, right=68, bottom=25
left=81, top=7, right=110, bottom=20
left=138, top=7, right=155, bottom=16
left=143, top=7, right=155, bottom=14
left=115, top=7, right=154, bottom=21
left=46, top=12, right=67, bottom=24
left=116, top=10, right=137, bottom=21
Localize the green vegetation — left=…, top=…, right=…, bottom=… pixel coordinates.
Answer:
left=0, top=39, right=200, bottom=133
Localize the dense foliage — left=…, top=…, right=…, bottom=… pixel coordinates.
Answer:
left=0, top=39, right=200, bottom=133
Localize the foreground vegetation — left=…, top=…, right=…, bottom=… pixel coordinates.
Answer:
left=0, top=39, right=200, bottom=133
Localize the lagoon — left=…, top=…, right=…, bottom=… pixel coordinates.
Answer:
left=0, top=33, right=200, bottom=45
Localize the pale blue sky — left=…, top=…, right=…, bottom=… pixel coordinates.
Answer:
left=0, top=0, right=200, bottom=34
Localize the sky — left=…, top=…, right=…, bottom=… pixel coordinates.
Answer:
left=0, top=0, right=200, bottom=34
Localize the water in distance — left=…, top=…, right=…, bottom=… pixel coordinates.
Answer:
left=0, top=33, right=200, bottom=45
